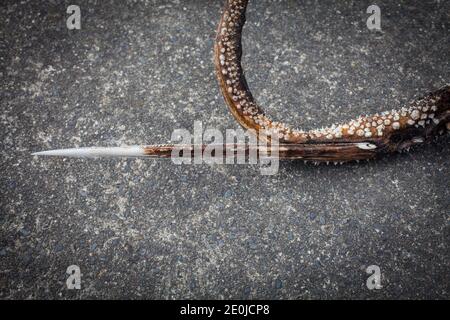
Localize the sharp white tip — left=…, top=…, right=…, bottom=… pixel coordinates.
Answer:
left=32, top=146, right=146, bottom=158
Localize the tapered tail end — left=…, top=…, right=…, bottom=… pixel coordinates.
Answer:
left=32, top=146, right=147, bottom=158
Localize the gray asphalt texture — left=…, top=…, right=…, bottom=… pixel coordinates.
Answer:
left=1, top=0, right=449, bottom=299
